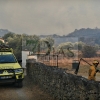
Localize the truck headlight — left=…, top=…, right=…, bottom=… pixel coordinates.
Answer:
left=14, top=68, right=23, bottom=73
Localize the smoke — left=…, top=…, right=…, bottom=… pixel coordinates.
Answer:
left=0, top=0, right=100, bottom=35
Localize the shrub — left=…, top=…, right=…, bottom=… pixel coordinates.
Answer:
left=82, top=45, right=97, bottom=58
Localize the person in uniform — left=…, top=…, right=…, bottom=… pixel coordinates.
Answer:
left=88, top=60, right=99, bottom=81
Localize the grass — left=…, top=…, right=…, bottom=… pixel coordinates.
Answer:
left=40, top=56, right=100, bottom=81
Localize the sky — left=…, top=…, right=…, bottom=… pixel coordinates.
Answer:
left=0, top=0, right=100, bottom=35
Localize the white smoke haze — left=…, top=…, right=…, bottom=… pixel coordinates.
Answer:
left=0, top=0, right=100, bottom=35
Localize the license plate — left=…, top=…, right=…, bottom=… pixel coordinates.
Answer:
left=0, top=76, right=12, bottom=79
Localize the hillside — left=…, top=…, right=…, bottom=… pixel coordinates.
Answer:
left=1, top=28, right=100, bottom=45
left=39, top=28, right=100, bottom=45
left=66, top=28, right=100, bottom=45
left=39, top=28, right=100, bottom=38
left=67, top=28, right=100, bottom=38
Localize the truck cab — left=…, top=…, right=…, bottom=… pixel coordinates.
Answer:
left=0, top=46, right=24, bottom=88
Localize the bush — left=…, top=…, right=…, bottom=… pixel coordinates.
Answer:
left=74, top=41, right=85, bottom=50
left=82, top=45, right=97, bottom=58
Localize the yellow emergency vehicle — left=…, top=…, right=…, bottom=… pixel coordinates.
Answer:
left=0, top=46, right=24, bottom=88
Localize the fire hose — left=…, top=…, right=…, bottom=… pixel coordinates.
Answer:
left=74, top=58, right=100, bottom=74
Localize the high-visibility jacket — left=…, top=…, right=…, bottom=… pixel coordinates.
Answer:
left=88, top=65, right=96, bottom=81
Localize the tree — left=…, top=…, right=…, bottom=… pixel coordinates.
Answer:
left=3, top=33, right=22, bottom=60
left=3, top=32, right=15, bottom=41
left=44, top=37, right=54, bottom=47
left=57, top=42, right=74, bottom=57
left=57, top=42, right=73, bottom=49
left=95, top=44, right=100, bottom=50
left=82, top=45, right=97, bottom=58
left=36, top=37, right=54, bottom=54
left=25, top=35, right=40, bottom=52
left=74, top=41, right=85, bottom=50
left=0, top=40, right=4, bottom=45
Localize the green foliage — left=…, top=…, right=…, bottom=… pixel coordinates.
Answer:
left=40, top=37, right=54, bottom=52
left=22, top=35, right=40, bottom=53
left=0, top=40, right=4, bottom=45
left=57, top=42, right=73, bottom=49
left=57, top=42, right=74, bottom=57
left=3, top=33, right=22, bottom=60
left=82, top=45, right=97, bottom=58
left=44, top=37, right=54, bottom=47
left=74, top=41, right=85, bottom=50
left=95, top=44, right=100, bottom=50
left=3, top=32, right=15, bottom=41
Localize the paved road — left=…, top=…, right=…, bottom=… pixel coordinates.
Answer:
left=0, top=76, right=55, bottom=100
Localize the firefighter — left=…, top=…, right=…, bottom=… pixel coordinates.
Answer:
left=88, top=60, right=99, bottom=81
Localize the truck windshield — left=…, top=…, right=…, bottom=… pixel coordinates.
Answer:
left=0, top=54, right=17, bottom=63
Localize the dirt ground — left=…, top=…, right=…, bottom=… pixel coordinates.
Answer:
left=42, top=57, right=100, bottom=81
left=0, top=76, right=56, bottom=100
left=64, top=65, right=100, bottom=81
left=78, top=71, right=100, bottom=81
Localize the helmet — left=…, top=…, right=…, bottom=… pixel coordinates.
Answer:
left=93, top=60, right=99, bottom=64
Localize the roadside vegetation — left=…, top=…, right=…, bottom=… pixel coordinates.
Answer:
left=1, top=32, right=100, bottom=64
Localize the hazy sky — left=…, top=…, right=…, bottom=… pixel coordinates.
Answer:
left=0, top=0, right=100, bottom=35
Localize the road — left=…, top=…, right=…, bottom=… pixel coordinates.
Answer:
left=0, top=76, right=55, bottom=100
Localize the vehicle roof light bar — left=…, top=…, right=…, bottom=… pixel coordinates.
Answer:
left=0, top=44, right=12, bottom=52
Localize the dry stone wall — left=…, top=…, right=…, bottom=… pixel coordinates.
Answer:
left=26, top=59, right=100, bottom=100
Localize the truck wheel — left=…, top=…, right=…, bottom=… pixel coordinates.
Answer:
left=16, top=81, right=23, bottom=88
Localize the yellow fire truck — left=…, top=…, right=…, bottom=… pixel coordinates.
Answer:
left=0, top=45, right=24, bottom=88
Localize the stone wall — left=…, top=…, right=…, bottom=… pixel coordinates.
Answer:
left=26, top=59, right=100, bottom=100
